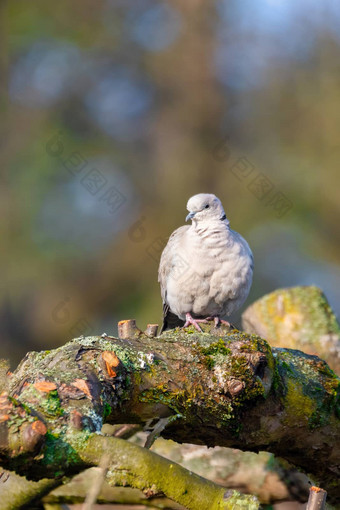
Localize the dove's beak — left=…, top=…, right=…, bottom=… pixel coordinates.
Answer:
left=186, top=211, right=196, bottom=222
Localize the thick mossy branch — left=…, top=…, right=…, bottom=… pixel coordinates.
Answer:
left=76, top=435, right=258, bottom=510
left=0, top=470, right=59, bottom=510
left=0, top=320, right=339, bottom=505
left=242, top=286, right=340, bottom=373
left=44, top=479, right=185, bottom=509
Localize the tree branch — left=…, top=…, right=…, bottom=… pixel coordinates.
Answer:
left=44, top=475, right=185, bottom=509
left=76, top=435, right=259, bottom=510
left=242, top=285, right=340, bottom=373
left=0, top=311, right=339, bottom=505
left=0, top=469, right=59, bottom=510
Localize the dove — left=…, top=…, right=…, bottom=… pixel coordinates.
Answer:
left=158, top=193, right=253, bottom=332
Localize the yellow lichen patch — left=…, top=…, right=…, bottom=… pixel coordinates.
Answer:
left=280, top=312, right=304, bottom=339
left=255, top=291, right=307, bottom=345
left=243, top=286, right=340, bottom=372
left=285, top=380, right=316, bottom=421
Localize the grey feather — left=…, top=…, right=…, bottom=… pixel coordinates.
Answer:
left=158, top=193, right=253, bottom=331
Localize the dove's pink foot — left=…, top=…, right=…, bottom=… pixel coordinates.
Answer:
left=183, top=313, right=208, bottom=332
left=204, top=316, right=231, bottom=328
left=214, top=317, right=231, bottom=328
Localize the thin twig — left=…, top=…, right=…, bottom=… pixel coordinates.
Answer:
left=81, top=452, right=110, bottom=510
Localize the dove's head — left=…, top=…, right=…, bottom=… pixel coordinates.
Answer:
left=186, top=193, right=229, bottom=224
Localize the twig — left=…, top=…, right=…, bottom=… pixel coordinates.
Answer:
left=306, top=486, right=327, bottom=510
left=145, top=324, right=159, bottom=337
left=144, top=415, right=181, bottom=449
left=81, top=452, right=110, bottom=510
left=118, top=319, right=140, bottom=339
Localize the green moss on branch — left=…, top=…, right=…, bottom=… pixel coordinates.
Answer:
left=75, top=435, right=259, bottom=510
left=0, top=319, right=338, bottom=504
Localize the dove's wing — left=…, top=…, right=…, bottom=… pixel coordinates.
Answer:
left=158, top=225, right=189, bottom=332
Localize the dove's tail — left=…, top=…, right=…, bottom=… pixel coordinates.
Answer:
left=161, top=304, right=184, bottom=333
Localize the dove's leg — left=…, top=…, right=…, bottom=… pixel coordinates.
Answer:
left=183, top=313, right=208, bottom=332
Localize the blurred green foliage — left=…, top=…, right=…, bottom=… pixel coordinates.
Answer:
left=1, top=0, right=340, bottom=365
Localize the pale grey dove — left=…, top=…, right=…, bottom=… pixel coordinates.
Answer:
left=158, top=193, right=253, bottom=332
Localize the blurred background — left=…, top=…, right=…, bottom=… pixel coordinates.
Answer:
left=2, top=0, right=340, bottom=367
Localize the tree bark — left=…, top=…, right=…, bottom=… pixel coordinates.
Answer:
left=43, top=468, right=186, bottom=509
left=0, top=470, right=59, bottom=510
left=0, top=320, right=339, bottom=507
left=242, top=285, right=340, bottom=374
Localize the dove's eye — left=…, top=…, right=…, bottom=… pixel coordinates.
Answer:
left=204, top=205, right=210, bottom=209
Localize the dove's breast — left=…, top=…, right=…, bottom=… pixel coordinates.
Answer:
left=166, top=226, right=253, bottom=320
